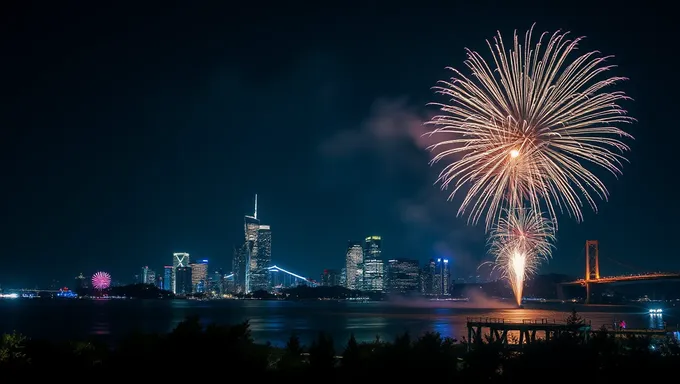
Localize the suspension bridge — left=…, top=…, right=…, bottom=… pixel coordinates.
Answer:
left=224, top=264, right=318, bottom=289
left=562, top=240, right=680, bottom=303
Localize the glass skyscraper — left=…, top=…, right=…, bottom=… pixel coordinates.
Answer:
left=386, top=259, right=420, bottom=293
left=190, top=259, right=209, bottom=293
left=362, top=236, right=384, bottom=291
left=345, top=241, right=363, bottom=290
left=171, top=252, right=190, bottom=294
left=250, top=225, right=272, bottom=292
left=175, top=266, right=193, bottom=295
left=163, top=266, right=172, bottom=291
left=234, top=194, right=272, bottom=293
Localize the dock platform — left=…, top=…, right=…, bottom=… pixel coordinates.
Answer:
left=466, top=317, right=676, bottom=350
left=466, top=317, right=591, bottom=350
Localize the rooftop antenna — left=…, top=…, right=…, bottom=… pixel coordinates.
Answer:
left=254, top=194, right=258, bottom=220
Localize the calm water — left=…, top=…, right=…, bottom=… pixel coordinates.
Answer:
left=0, top=299, right=675, bottom=347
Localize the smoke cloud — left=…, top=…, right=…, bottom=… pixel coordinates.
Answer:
left=317, top=98, right=487, bottom=276
left=386, top=289, right=514, bottom=310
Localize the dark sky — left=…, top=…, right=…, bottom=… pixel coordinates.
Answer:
left=1, top=1, right=677, bottom=287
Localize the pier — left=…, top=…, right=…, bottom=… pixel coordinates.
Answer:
left=466, top=317, right=678, bottom=351
left=466, top=317, right=591, bottom=350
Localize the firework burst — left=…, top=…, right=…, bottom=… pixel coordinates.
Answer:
left=427, top=25, right=634, bottom=230
left=487, top=208, right=555, bottom=305
left=92, top=271, right=111, bottom=290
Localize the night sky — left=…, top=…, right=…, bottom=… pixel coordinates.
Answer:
left=1, top=1, right=677, bottom=287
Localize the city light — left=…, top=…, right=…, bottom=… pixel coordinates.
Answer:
left=268, top=265, right=310, bottom=282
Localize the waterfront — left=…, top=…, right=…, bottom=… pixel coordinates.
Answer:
left=1, top=298, right=675, bottom=347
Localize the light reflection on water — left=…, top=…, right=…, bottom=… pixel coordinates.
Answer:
left=0, top=299, right=677, bottom=348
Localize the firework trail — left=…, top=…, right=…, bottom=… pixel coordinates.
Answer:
left=487, top=208, right=555, bottom=305
left=427, top=25, right=634, bottom=231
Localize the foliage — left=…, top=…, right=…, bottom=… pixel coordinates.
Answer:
left=1, top=312, right=680, bottom=379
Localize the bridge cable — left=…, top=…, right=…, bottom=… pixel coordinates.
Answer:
left=602, top=256, right=640, bottom=274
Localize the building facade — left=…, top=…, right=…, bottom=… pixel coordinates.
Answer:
left=421, top=259, right=435, bottom=294
left=190, top=259, right=209, bottom=293
left=345, top=241, right=363, bottom=290
left=163, top=266, right=172, bottom=291
left=171, top=252, right=190, bottom=294
left=250, top=224, right=272, bottom=292
left=362, top=236, right=384, bottom=291
left=386, top=259, right=420, bottom=293
left=321, top=269, right=342, bottom=286
left=175, top=266, right=193, bottom=295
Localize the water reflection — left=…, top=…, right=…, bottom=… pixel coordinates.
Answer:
left=91, top=299, right=111, bottom=335
left=0, top=299, right=674, bottom=348
left=249, top=315, right=285, bottom=332
left=91, top=322, right=110, bottom=335
left=432, top=318, right=455, bottom=339
left=347, top=317, right=387, bottom=330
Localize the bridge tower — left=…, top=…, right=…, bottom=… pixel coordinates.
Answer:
left=585, top=240, right=600, bottom=281
left=584, top=240, right=600, bottom=304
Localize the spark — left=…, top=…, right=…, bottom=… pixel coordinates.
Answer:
left=427, top=25, right=635, bottom=231
left=487, top=208, right=555, bottom=306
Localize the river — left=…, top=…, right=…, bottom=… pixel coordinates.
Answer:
left=0, top=298, right=675, bottom=347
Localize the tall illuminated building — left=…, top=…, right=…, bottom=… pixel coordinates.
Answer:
left=250, top=224, right=272, bottom=291
left=345, top=241, right=363, bottom=290
left=362, top=236, right=383, bottom=291
left=163, top=266, right=172, bottom=291
left=340, top=268, right=347, bottom=287
left=321, top=269, right=341, bottom=286
left=190, top=259, right=209, bottom=293
left=239, top=194, right=273, bottom=293
left=386, top=259, right=420, bottom=293
left=171, top=252, right=190, bottom=294
left=146, top=269, right=156, bottom=285
left=433, top=258, right=450, bottom=295
left=141, top=266, right=150, bottom=284
left=242, top=194, right=261, bottom=293
left=420, top=259, right=435, bottom=294
left=362, top=259, right=384, bottom=291
left=175, top=266, right=192, bottom=295
left=141, top=266, right=156, bottom=285
left=232, top=244, right=249, bottom=293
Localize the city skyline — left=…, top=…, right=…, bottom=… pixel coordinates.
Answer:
left=2, top=3, right=677, bottom=288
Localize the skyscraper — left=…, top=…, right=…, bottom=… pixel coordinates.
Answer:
left=431, top=258, right=450, bottom=295
left=232, top=244, right=248, bottom=293
left=163, top=266, right=172, bottom=291
left=250, top=224, right=272, bottom=291
left=190, top=259, right=209, bottom=293
left=438, top=258, right=450, bottom=295
left=345, top=241, right=363, bottom=290
left=362, top=236, right=384, bottom=291
left=420, top=259, right=435, bottom=294
left=238, top=194, right=272, bottom=293
left=321, top=269, right=341, bottom=286
left=175, top=266, right=192, bottom=295
left=171, top=252, right=190, bottom=294
left=141, top=266, right=150, bottom=284
left=386, top=259, right=420, bottom=293
left=244, top=195, right=260, bottom=293
left=146, top=269, right=156, bottom=285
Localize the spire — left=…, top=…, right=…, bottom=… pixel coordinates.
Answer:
left=254, top=194, right=258, bottom=220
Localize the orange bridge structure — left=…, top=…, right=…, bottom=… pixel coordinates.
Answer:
left=561, top=240, right=680, bottom=303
